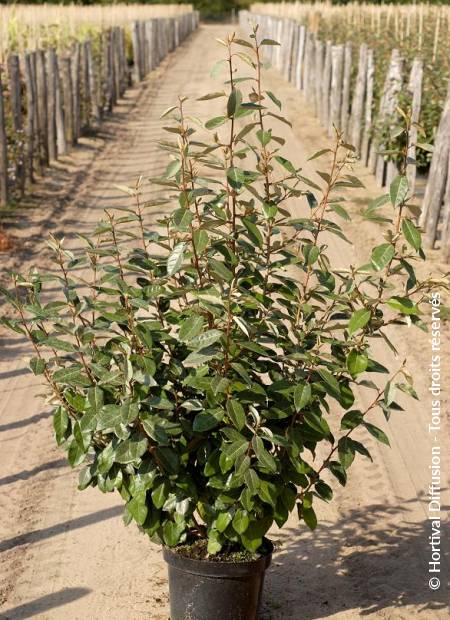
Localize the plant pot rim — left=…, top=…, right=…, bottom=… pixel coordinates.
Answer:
left=163, top=538, right=273, bottom=578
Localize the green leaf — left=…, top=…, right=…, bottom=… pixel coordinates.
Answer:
left=193, top=229, right=209, bottom=254
left=97, top=442, right=115, bottom=475
left=364, top=422, right=390, bottom=446
left=78, top=466, right=93, bottom=491
left=340, top=409, right=364, bottom=430
left=197, top=91, right=226, bottom=101
left=346, top=350, right=368, bottom=377
left=302, top=506, right=317, bottom=530
left=294, top=383, right=311, bottom=411
left=223, top=433, right=248, bottom=461
left=244, top=468, right=260, bottom=495
left=262, top=202, right=278, bottom=219
left=160, top=105, right=178, bottom=118
left=53, top=407, right=69, bottom=445
left=338, top=437, right=355, bottom=469
left=389, top=175, right=409, bottom=208
left=371, top=243, right=395, bottom=271
left=53, top=366, right=91, bottom=387
left=256, top=129, right=271, bottom=146
left=205, top=116, right=228, bottom=130
left=261, top=38, right=280, bottom=46
left=73, top=422, right=91, bottom=452
left=183, top=347, right=218, bottom=368
left=68, top=439, right=86, bottom=467
left=315, top=480, right=333, bottom=501
left=241, top=517, right=272, bottom=552
left=402, top=218, right=422, bottom=251
left=384, top=381, right=397, bottom=407
left=167, top=242, right=186, bottom=276
left=127, top=492, right=148, bottom=526
left=165, top=159, right=181, bottom=179
left=216, top=511, right=232, bottom=533
left=348, top=308, right=371, bottom=336
left=115, top=434, right=148, bottom=464
left=266, top=90, right=281, bottom=110
left=88, top=386, right=104, bottom=412
left=179, top=315, right=204, bottom=342
left=303, top=244, right=319, bottom=265
left=208, top=258, right=234, bottom=282
left=173, top=208, right=193, bottom=231
left=227, top=89, right=242, bottom=117
left=308, top=148, right=332, bottom=161
left=227, top=166, right=245, bottom=189
left=274, top=155, right=296, bottom=174
left=303, top=411, right=330, bottom=436
left=233, top=509, right=250, bottom=534
left=226, top=399, right=246, bottom=431
left=242, top=218, right=263, bottom=248
left=97, top=404, right=123, bottom=430
left=252, top=436, right=277, bottom=473
left=193, top=410, right=222, bottom=432
left=187, top=329, right=222, bottom=351
left=155, top=447, right=180, bottom=474
left=43, top=337, right=76, bottom=353
left=207, top=534, right=222, bottom=555
left=30, top=357, right=46, bottom=375
left=151, top=481, right=169, bottom=509
left=386, top=296, right=419, bottom=315
left=163, top=520, right=185, bottom=547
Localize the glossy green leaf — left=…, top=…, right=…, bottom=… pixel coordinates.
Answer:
left=402, top=218, right=421, bottom=251
left=294, top=383, right=311, bottom=411
left=389, top=175, right=409, bottom=207
left=226, top=399, right=246, bottom=430
left=348, top=308, right=371, bottom=336
left=371, top=243, right=395, bottom=271
left=167, top=242, right=186, bottom=276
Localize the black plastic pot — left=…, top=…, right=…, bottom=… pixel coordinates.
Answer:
left=163, top=541, right=273, bottom=620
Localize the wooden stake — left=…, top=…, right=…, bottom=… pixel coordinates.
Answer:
left=406, top=59, right=423, bottom=197
left=421, top=90, right=450, bottom=248
left=54, top=53, right=67, bottom=157
left=71, top=43, right=81, bottom=141
left=86, top=40, right=101, bottom=122
left=329, top=44, right=344, bottom=136
left=61, top=56, right=74, bottom=148
left=440, top=157, right=450, bottom=262
left=321, top=41, right=332, bottom=127
left=24, top=53, right=36, bottom=183
left=7, top=54, right=25, bottom=194
left=0, top=69, right=9, bottom=206
left=45, top=49, right=57, bottom=163
left=341, top=42, right=352, bottom=137
left=29, top=53, right=42, bottom=176
left=361, top=48, right=374, bottom=166
left=349, top=44, right=367, bottom=154
left=36, top=49, right=49, bottom=167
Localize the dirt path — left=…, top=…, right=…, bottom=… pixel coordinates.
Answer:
left=0, top=24, right=448, bottom=620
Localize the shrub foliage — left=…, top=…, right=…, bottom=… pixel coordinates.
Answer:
left=0, top=28, right=445, bottom=555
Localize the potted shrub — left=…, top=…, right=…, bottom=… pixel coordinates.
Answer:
left=0, top=28, right=444, bottom=620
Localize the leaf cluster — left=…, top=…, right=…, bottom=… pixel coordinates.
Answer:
left=1, top=28, right=447, bottom=555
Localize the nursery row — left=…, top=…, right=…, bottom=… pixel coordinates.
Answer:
left=0, top=9, right=199, bottom=209
left=0, top=3, right=194, bottom=58
left=242, top=5, right=450, bottom=259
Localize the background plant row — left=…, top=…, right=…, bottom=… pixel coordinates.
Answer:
left=250, top=2, right=450, bottom=173
left=0, top=7, right=199, bottom=210
left=0, top=3, right=194, bottom=57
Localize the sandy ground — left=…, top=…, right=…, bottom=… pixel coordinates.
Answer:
left=0, top=24, right=449, bottom=620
